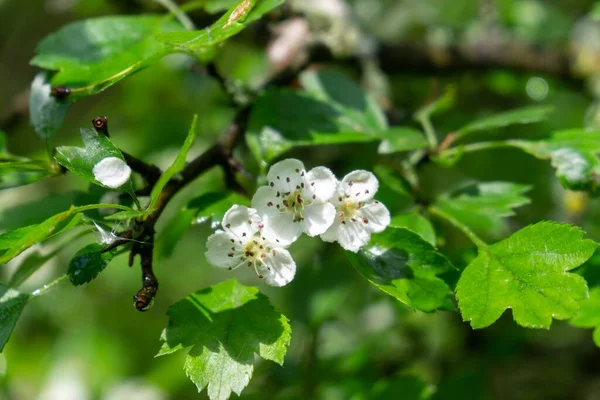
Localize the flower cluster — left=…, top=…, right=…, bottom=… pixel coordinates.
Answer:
left=205, top=159, right=390, bottom=287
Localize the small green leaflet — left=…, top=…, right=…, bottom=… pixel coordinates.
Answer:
left=378, top=127, right=428, bottom=154
left=454, top=105, right=554, bottom=141
left=247, top=69, right=387, bottom=162
left=433, top=182, right=530, bottom=238
left=147, top=115, right=198, bottom=213
left=390, top=211, right=436, bottom=246
left=570, top=286, right=600, bottom=347
left=188, top=191, right=249, bottom=226
left=157, top=279, right=291, bottom=400
left=0, top=212, right=84, bottom=264
left=55, top=128, right=131, bottom=190
left=156, top=0, right=283, bottom=52
left=346, top=227, right=455, bottom=312
left=0, top=284, right=31, bottom=352
left=456, top=221, right=597, bottom=329
left=31, top=16, right=184, bottom=97
left=29, top=72, right=72, bottom=140
left=68, top=243, right=117, bottom=286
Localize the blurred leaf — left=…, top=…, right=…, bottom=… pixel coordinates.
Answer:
left=103, top=209, right=148, bottom=221
left=433, top=182, right=531, bottom=238
left=29, top=72, right=72, bottom=140
left=156, top=207, right=196, bottom=259
left=31, top=16, right=183, bottom=97
left=0, top=211, right=85, bottom=264
left=390, top=211, right=436, bottom=245
left=455, top=105, right=554, bottom=141
left=188, top=191, right=249, bottom=226
left=68, top=243, right=116, bottom=286
left=457, top=222, right=596, bottom=329
left=156, top=0, right=283, bottom=54
left=157, top=279, right=291, bottom=400
left=373, top=165, right=411, bottom=198
left=9, top=249, right=59, bottom=288
left=0, top=284, right=30, bottom=352
left=346, top=227, right=454, bottom=312
left=148, top=115, right=198, bottom=212
left=414, top=87, right=456, bottom=119
left=378, top=127, right=428, bottom=154
left=371, top=375, right=432, bottom=400
left=55, top=128, right=131, bottom=190
left=247, top=69, right=386, bottom=162
left=571, top=286, right=600, bottom=347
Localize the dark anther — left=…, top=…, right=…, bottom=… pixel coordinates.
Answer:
left=270, top=182, right=274, bottom=187
left=295, top=169, right=299, bottom=173
left=286, top=177, right=290, bottom=183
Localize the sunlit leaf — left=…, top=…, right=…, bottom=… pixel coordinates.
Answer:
left=571, top=286, right=600, bottom=347
left=390, top=211, right=436, bottom=245
left=457, top=221, right=597, bottom=329
left=378, top=127, right=428, bottom=154
left=157, top=279, right=291, bottom=400
left=346, top=226, right=454, bottom=312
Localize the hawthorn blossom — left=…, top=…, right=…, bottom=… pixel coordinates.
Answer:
left=92, top=157, right=131, bottom=188
left=320, top=170, right=390, bottom=252
left=251, top=159, right=336, bottom=245
left=205, top=205, right=296, bottom=287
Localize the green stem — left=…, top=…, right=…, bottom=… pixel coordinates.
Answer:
left=155, top=0, right=196, bottom=30
left=416, top=113, right=438, bottom=150
left=440, top=140, right=523, bottom=158
left=429, top=206, right=488, bottom=249
left=31, top=274, right=68, bottom=298
left=71, top=203, right=136, bottom=213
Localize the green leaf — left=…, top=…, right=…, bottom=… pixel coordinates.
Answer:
left=31, top=16, right=184, bottom=97
left=378, top=127, right=428, bottom=154
left=157, top=279, right=291, bottom=400
left=188, top=191, right=249, bottom=225
left=455, top=105, right=554, bottom=141
left=457, top=221, right=597, bottom=329
left=346, top=226, right=455, bottom=312
left=247, top=69, right=386, bottom=162
left=147, top=115, right=198, bottom=212
left=156, top=208, right=196, bottom=259
left=9, top=249, right=59, bottom=288
left=68, top=243, right=116, bottom=286
left=433, top=182, right=531, bottom=238
left=0, top=211, right=84, bottom=264
left=29, top=72, right=72, bottom=140
left=390, top=211, right=436, bottom=246
left=0, top=161, right=57, bottom=190
left=55, top=128, right=131, bottom=190
left=156, top=0, right=283, bottom=53
left=571, top=286, right=600, bottom=347
left=0, top=284, right=31, bottom=352
left=373, top=165, right=411, bottom=198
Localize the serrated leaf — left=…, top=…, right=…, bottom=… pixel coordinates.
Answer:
left=29, top=72, right=72, bottom=140
left=55, top=128, right=131, bottom=190
left=433, top=182, right=531, bottom=238
left=378, top=127, right=428, bottom=154
left=457, top=221, right=597, bottom=329
left=0, top=284, right=31, bottom=352
left=68, top=243, right=116, bottom=285
left=390, top=211, right=436, bottom=245
left=346, top=227, right=454, bottom=312
left=455, top=105, right=554, bottom=141
left=247, top=69, right=386, bottom=162
left=157, top=279, right=291, bottom=400
left=0, top=212, right=84, bottom=264
left=31, top=16, right=184, bottom=97
left=188, top=191, right=249, bottom=226
left=156, top=0, right=283, bottom=54
left=571, top=286, right=600, bottom=347
left=147, top=115, right=198, bottom=212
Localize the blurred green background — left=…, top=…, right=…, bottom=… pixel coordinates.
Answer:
left=2, top=0, right=600, bottom=399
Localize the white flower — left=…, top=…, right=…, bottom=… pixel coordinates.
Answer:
left=92, top=157, right=131, bottom=188
left=320, top=170, right=390, bottom=252
left=205, top=205, right=296, bottom=287
left=251, top=159, right=337, bottom=246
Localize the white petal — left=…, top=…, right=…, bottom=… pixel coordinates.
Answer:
left=261, top=213, right=303, bottom=246
left=267, top=158, right=306, bottom=192
left=304, top=166, right=337, bottom=202
left=260, top=248, right=296, bottom=287
left=251, top=186, right=280, bottom=218
left=341, top=170, right=378, bottom=202
left=358, top=201, right=390, bottom=233
left=92, top=157, right=131, bottom=188
left=337, top=220, right=372, bottom=252
left=205, top=231, right=241, bottom=269
left=320, top=217, right=341, bottom=243
left=302, top=202, right=336, bottom=236
left=221, top=205, right=261, bottom=239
